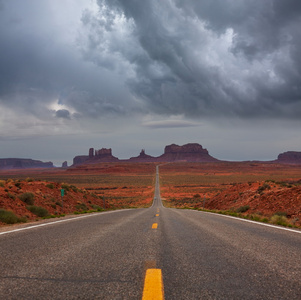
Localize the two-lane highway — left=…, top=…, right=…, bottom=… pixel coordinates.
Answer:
left=1, top=166, right=301, bottom=299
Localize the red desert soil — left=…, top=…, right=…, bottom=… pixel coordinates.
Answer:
left=1, top=162, right=301, bottom=227
left=0, top=179, right=107, bottom=225
left=206, top=181, right=301, bottom=223
left=159, top=162, right=301, bottom=226
left=0, top=163, right=156, bottom=225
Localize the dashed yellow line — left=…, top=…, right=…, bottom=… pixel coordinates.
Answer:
left=156, top=214, right=159, bottom=217
left=152, top=223, right=158, bottom=229
left=142, top=269, right=164, bottom=300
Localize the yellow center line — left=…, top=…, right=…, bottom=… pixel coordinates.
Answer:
left=142, top=268, right=164, bottom=300
left=152, top=223, right=158, bottom=229
left=156, top=214, right=159, bottom=217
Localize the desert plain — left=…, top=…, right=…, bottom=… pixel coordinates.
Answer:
left=0, top=161, right=301, bottom=227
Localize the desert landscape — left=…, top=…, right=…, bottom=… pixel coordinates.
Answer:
left=0, top=158, right=301, bottom=227
left=159, top=162, right=301, bottom=227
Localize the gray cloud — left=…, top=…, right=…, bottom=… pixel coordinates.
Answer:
left=0, top=0, right=300, bottom=164
left=1, top=0, right=300, bottom=124
left=55, top=109, right=70, bottom=119
left=0, top=0, right=138, bottom=125
left=143, top=119, right=200, bottom=129
left=77, top=0, right=301, bottom=120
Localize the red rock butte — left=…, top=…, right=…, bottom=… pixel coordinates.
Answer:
left=72, top=143, right=219, bottom=166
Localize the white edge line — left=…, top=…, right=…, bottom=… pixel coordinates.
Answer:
left=190, top=209, right=301, bottom=234
left=0, top=209, right=132, bottom=236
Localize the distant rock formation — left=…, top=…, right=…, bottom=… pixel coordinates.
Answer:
left=129, top=149, right=156, bottom=162
left=72, top=143, right=218, bottom=166
left=73, top=155, right=89, bottom=166
left=73, top=148, right=119, bottom=166
left=157, top=143, right=218, bottom=162
left=89, top=148, right=94, bottom=158
left=62, top=161, right=68, bottom=168
left=91, top=148, right=119, bottom=162
left=276, top=151, right=301, bottom=164
left=0, top=158, right=53, bottom=169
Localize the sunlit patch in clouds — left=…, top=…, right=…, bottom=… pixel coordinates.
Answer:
left=48, top=100, right=77, bottom=119
left=143, top=118, right=201, bottom=129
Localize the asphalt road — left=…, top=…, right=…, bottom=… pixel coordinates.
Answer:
left=0, top=166, right=301, bottom=299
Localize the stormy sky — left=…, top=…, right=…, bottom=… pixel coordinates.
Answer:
left=0, top=0, right=300, bottom=166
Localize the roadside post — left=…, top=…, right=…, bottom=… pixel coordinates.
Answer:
left=61, top=189, right=64, bottom=208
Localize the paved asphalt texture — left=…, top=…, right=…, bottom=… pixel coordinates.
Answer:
left=0, top=166, right=301, bottom=299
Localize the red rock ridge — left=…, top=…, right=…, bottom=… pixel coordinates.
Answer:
left=157, top=143, right=218, bottom=162
left=72, top=143, right=218, bottom=166
left=276, top=151, right=301, bottom=164
left=129, top=149, right=156, bottom=162
left=0, top=158, right=53, bottom=169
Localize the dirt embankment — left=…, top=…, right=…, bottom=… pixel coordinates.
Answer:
left=0, top=178, right=107, bottom=225
left=206, top=180, right=301, bottom=225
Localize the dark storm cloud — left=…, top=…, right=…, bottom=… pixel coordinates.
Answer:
left=0, top=0, right=300, bottom=127
left=55, top=109, right=70, bottom=119
left=0, top=1, right=135, bottom=123
left=78, top=0, right=301, bottom=119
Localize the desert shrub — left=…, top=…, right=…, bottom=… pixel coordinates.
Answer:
left=7, top=192, right=15, bottom=200
left=15, top=182, right=22, bottom=188
left=277, top=181, right=290, bottom=188
left=26, top=205, right=49, bottom=217
left=0, top=209, right=26, bottom=224
left=274, top=211, right=287, bottom=217
left=249, top=214, right=261, bottom=222
left=91, top=204, right=102, bottom=210
left=61, top=184, right=70, bottom=191
left=236, top=205, right=250, bottom=213
left=55, top=201, right=63, bottom=207
left=25, top=177, right=34, bottom=182
left=0, top=180, right=5, bottom=187
left=70, top=185, right=78, bottom=192
left=46, top=183, right=54, bottom=189
left=51, top=204, right=56, bottom=209
left=266, top=180, right=275, bottom=183
left=193, top=194, right=201, bottom=198
left=19, top=192, right=35, bottom=205
left=75, top=203, right=88, bottom=211
left=270, top=215, right=289, bottom=226
left=257, top=183, right=271, bottom=194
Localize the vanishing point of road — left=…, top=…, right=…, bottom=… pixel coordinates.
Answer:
left=1, top=166, right=301, bottom=299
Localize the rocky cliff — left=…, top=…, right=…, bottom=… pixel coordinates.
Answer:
left=72, top=144, right=301, bottom=166
left=73, top=148, right=119, bottom=165
left=129, top=149, right=156, bottom=162
left=73, top=155, right=89, bottom=166
left=157, top=143, right=218, bottom=162
left=0, top=158, right=53, bottom=169
left=72, top=143, right=218, bottom=166
left=93, top=148, right=119, bottom=162
left=276, top=151, right=301, bottom=164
